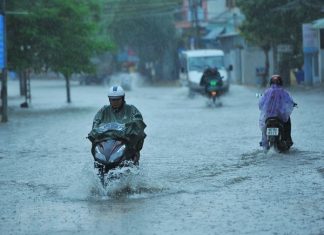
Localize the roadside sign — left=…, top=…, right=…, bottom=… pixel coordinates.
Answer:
left=303, top=23, right=318, bottom=53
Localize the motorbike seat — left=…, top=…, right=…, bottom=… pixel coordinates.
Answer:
left=265, top=117, right=284, bottom=128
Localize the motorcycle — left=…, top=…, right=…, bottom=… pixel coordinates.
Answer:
left=264, top=117, right=291, bottom=152
left=88, top=122, right=136, bottom=186
left=205, top=78, right=224, bottom=107
left=264, top=103, right=297, bottom=153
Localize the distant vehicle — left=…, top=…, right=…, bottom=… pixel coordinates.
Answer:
left=200, top=68, right=224, bottom=107
left=109, top=72, right=133, bottom=91
left=179, top=49, right=232, bottom=97
left=119, top=73, right=132, bottom=91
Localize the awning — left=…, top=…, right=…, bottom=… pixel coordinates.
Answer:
left=312, top=18, right=324, bottom=29
left=202, top=27, right=225, bottom=40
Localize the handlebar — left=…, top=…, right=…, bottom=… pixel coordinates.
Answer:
left=256, top=93, right=263, bottom=98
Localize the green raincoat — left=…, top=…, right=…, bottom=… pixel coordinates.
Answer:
left=88, top=103, right=146, bottom=152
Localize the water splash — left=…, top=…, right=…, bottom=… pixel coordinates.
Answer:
left=60, top=159, right=168, bottom=202
left=89, top=162, right=166, bottom=200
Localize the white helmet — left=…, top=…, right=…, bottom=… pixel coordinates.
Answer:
left=107, top=85, right=125, bottom=99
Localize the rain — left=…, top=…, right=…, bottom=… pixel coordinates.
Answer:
left=1, top=1, right=324, bottom=235
left=1, top=76, right=324, bottom=234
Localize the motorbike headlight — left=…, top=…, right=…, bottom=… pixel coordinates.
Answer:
left=94, top=146, right=106, bottom=162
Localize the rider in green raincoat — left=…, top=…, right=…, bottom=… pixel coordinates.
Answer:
left=88, top=85, right=146, bottom=162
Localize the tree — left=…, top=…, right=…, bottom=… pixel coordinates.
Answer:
left=6, top=1, right=41, bottom=97
left=7, top=0, right=113, bottom=103
left=236, top=0, right=323, bottom=86
left=107, top=0, right=182, bottom=81
left=36, top=0, right=113, bottom=103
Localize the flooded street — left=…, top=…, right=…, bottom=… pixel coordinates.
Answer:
left=1, top=77, right=324, bottom=235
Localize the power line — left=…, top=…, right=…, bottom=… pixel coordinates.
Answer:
left=105, top=0, right=180, bottom=10
left=107, top=9, right=178, bottom=20
left=104, top=1, right=181, bottom=19
left=107, top=6, right=177, bottom=15
left=274, top=0, right=324, bottom=12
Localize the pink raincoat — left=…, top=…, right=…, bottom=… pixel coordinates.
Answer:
left=259, top=84, right=295, bottom=146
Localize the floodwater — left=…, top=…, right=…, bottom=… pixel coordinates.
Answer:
left=0, top=76, right=324, bottom=235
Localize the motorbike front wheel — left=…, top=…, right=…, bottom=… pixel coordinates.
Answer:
left=212, top=96, right=216, bottom=104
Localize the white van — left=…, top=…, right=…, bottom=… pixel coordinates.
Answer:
left=179, top=49, right=232, bottom=95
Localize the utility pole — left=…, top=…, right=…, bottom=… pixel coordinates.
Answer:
left=193, top=0, right=199, bottom=49
left=0, top=0, right=7, bottom=122
left=190, top=0, right=200, bottom=49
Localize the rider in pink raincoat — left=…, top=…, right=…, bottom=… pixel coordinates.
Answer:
left=259, top=75, right=296, bottom=149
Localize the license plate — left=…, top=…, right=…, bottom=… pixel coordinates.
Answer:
left=266, top=127, right=279, bottom=136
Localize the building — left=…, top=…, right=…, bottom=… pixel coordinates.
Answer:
left=308, top=18, right=324, bottom=85
left=175, top=0, right=276, bottom=86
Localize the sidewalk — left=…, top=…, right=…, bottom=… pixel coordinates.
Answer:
left=6, top=78, right=107, bottom=112
left=289, top=82, right=324, bottom=93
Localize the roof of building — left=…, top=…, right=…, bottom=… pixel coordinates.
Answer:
left=312, top=18, right=324, bottom=29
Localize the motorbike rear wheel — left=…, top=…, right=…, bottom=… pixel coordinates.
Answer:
left=268, top=139, right=290, bottom=153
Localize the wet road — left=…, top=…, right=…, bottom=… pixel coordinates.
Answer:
left=0, top=77, right=324, bottom=235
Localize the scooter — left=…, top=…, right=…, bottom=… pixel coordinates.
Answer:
left=88, top=122, right=136, bottom=186
left=265, top=117, right=291, bottom=152
left=205, top=79, right=223, bottom=107
left=257, top=92, right=297, bottom=153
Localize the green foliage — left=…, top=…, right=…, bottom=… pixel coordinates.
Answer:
left=237, top=0, right=324, bottom=66
left=107, top=0, right=182, bottom=79
left=6, top=0, right=114, bottom=77
left=237, top=0, right=286, bottom=48
left=109, top=0, right=178, bottom=51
